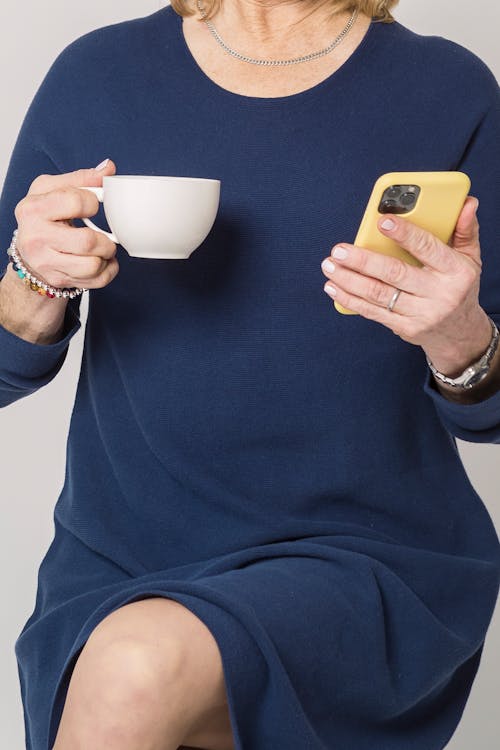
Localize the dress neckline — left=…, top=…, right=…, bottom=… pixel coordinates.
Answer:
left=168, top=4, right=383, bottom=108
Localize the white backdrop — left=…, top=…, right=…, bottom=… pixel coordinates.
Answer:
left=0, top=1, right=498, bottom=748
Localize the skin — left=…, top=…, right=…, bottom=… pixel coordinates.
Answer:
left=52, top=598, right=236, bottom=750
left=321, top=199, right=500, bottom=404
left=181, top=0, right=373, bottom=97
left=0, top=164, right=119, bottom=345
left=52, top=1, right=498, bottom=749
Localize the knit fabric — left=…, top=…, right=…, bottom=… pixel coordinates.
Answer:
left=0, top=6, right=499, bottom=749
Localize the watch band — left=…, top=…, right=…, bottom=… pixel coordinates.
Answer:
left=426, top=315, right=499, bottom=389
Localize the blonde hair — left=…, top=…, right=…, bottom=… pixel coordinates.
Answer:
left=170, top=0, right=400, bottom=23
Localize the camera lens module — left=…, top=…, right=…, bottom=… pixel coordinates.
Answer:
left=400, top=192, right=416, bottom=206
left=387, top=186, right=401, bottom=199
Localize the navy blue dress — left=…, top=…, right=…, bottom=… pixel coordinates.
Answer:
left=1, top=6, right=499, bottom=749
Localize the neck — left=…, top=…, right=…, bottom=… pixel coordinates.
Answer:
left=195, top=0, right=361, bottom=55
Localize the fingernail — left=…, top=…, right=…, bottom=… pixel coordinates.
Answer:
left=95, top=158, right=110, bottom=171
left=322, top=259, right=336, bottom=273
left=332, top=245, right=348, bottom=260
left=381, top=217, right=396, bottom=230
left=324, top=284, right=337, bottom=297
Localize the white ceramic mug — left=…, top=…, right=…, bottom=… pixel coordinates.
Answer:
left=78, top=175, right=221, bottom=259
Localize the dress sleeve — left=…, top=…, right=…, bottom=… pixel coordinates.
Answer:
left=0, top=47, right=83, bottom=409
left=422, top=68, right=500, bottom=444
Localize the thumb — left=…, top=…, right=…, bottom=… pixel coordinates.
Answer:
left=449, top=195, right=480, bottom=261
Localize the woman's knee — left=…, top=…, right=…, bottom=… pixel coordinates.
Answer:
left=78, top=596, right=228, bottom=707
left=74, top=631, right=185, bottom=713
left=66, top=597, right=229, bottom=739
left=52, top=633, right=188, bottom=749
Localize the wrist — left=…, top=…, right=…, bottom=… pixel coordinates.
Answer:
left=423, top=308, right=492, bottom=377
left=431, top=341, right=500, bottom=404
left=0, top=263, right=68, bottom=345
left=426, top=312, right=500, bottom=404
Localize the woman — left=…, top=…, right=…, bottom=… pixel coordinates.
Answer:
left=0, top=0, right=499, bottom=748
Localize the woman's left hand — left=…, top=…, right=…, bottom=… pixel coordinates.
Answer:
left=321, top=195, right=493, bottom=375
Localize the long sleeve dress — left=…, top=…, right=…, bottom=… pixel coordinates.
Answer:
left=1, top=5, right=499, bottom=750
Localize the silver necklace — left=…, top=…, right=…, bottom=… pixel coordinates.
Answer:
left=195, top=0, right=359, bottom=67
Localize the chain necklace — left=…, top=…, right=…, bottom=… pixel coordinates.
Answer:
left=195, top=0, right=359, bottom=66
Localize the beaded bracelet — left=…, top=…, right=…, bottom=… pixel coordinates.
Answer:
left=6, top=228, right=87, bottom=299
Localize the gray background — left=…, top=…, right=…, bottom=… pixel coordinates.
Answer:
left=0, top=1, right=498, bottom=747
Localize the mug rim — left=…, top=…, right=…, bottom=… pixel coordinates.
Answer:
left=103, top=175, right=220, bottom=185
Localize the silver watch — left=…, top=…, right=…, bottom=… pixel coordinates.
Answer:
left=426, top=315, right=499, bottom=389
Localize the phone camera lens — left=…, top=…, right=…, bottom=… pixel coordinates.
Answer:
left=400, top=192, right=416, bottom=206
left=387, top=187, right=401, bottom=199
left=382, top=199, right=398, bottom=208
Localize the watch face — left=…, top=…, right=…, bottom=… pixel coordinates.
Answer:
left=464, top=367, right=489, bottom=388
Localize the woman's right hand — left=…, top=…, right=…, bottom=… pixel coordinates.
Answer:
left=13, top=159, right=119, bottom=291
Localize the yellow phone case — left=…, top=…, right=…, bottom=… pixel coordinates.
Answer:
left=334, top=171, right=471, bottom=315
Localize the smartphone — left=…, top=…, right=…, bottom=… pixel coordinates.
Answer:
left=333, top=171, right=471, bottom=315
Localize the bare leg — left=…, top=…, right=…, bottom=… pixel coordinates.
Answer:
left=52, top=598, right=235, bottom=750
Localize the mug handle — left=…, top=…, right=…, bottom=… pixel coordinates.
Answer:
left=77, top=186, right=119, bottom=243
